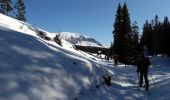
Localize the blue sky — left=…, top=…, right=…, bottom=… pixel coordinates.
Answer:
left=25, top=0, right=170, bottom=45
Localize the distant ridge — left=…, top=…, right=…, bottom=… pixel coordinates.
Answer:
left=55, top=32, right=103, bottom=47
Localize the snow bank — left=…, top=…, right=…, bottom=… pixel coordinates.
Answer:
left=0, top=28, right=108, bottom=100
left=0, top=14, right=108, bottom=100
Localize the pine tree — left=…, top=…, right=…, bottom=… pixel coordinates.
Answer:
left=113, top=3, right=122, bottom=56
left=141, top=20, right=149, bottom=46
left=113, top=3, right=132, bottom=62
left=0, top=0, right=13, bottom=16
left=122, top=3, right=131, bottom=36
left=131, top=21, right=139, bottom=54
left=141, top=20, right=154, bottom=55
left=163, top=16, right=170, bottom=56
left=152, top=15, right=160, bottom=55
left=131, top=21, right=139, bottom=44
left=121, top=2, right=132, bottom=58
left=15, top=0, right=26, bottom=21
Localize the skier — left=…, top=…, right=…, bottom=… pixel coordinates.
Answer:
left=137, top=54, right=150, bottom=91
left=125, top=55, right=129, bottom=66
left=113, top=55, right=118, bottom=66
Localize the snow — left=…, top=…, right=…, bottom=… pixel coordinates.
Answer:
left=0, top=27, right=106, bottom=100
left=0, top=13, right=170, bottom=100
left=55, top=32, right=103, bottom=47
left=78, top=58, right=170, bottom=100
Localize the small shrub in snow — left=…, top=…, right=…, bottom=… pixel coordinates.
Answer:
left=54, top=35, right=61, bottom=46
left=44, top=36, right=51, bottom=41
left=102, top=73, right=112, bottom=86
left=37, top=31, right=45, bottom=38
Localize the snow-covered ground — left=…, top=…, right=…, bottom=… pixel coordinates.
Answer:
left=78, top=56, right=170, bottom=100
left=0, top=13, right=170, bottom=100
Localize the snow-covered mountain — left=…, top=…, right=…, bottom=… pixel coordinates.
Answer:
left=56, top=32, right=103, bottom=47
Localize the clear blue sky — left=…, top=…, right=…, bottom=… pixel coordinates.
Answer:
left=25, top=0, right=170, bottom=45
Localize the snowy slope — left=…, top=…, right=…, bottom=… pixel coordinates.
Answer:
left=0, top=25, right=108, bottom=100
left=1, top=13, right=170, bottom=100
left=0, top=13, right=109, bottom=100
left=0, top=14, right=51, bottom=38
left=55, top=32, right=103, bottom=47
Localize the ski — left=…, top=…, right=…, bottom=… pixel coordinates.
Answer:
left=132, top=87, right=151, bottom=96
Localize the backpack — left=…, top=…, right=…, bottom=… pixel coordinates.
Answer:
left=143, top=57, right=150, bottom=67
left=138, top=57, right=150, bottom=72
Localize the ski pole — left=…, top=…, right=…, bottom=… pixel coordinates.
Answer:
left=138, top=72, right=139, bottom=85
left=149, top=67, right=155, bottom=87
left=137, top=72, right=141, bottom=90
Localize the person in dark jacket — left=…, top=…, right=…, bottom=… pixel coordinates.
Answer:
left=113, top=55, right=118, bottom=66
left=137, top=54, right=150, bottom=91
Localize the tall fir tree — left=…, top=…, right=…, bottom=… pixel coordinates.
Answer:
left=122, top=2, right=132, bottom=57
left=141, top=20, right=154, bottom=55
left=122, top=3, right=131, bottom=36
left=131, top=21, right=139, bottom=55
left=141, top=20, right=149, bottom=46
left=0, top=0, right=13, bottom=16
left=153, top=15, right=161, bottom=55
left=163, top=16, right=170, bottom=56
left=113, top=3, right=122, bottom=56
left=113, top=3, right=132, bottom=61
left=15, top=0, right=26, bottom=21
left=131, top=21, right=139, bottom=45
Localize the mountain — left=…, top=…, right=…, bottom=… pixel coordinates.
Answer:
left=56, top=32, right=103, bottom=47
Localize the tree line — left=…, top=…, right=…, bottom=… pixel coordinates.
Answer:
left=112, top=3, right=170, bottom=64
left=0, top=0, right=26, bottom=21
left=141, top=15, right=170, bottom=56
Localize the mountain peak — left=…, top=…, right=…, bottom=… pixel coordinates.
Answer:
left=55, top=32, right=103, bottom=47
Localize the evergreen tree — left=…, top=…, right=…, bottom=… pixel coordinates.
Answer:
left=163, top=17, right=170, bottom=56
left=121, top=3, right=132, bottom=59
left=131, top=21, right=139, bottom=54
left=153, top=15, right=161, bottom=55
left=113, top=3, right=132, bottom=62
left=131, top=21, right=139, bottom=44
left=141, top=20, right=149, bottom=46
left=141, top=20, right=154, bottom=55
left=15, top=0, right=26, bottom=21
left=0, top=0, right=13, bottom=16
left=122, top=3, right=131, bottom=36
left=113, top=3, right=123, bottom=56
